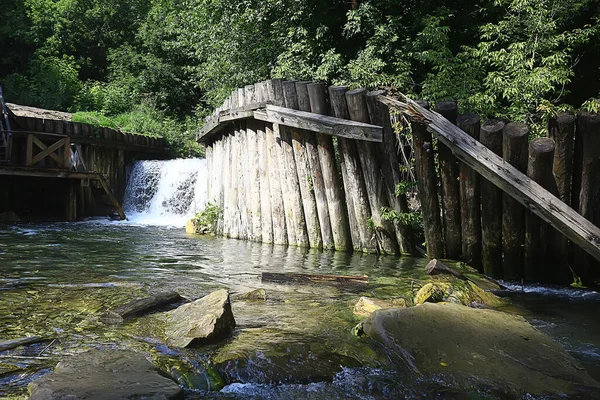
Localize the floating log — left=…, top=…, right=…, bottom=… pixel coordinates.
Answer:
left=308, top=83, right=351, bottom=251
left=377, top=95, right=600, bottom=266
left=425, top=259, right=464, bottom=279
left=457, top=114, right=481, bottom=269
left=548, top=112, right=576, bottom=204
left=261, top=272, right=368, bottom=286
left=479, top=120, right=504, bottom=276
left=346, top=88, right=398, bottom=255
left=502, top=122, right=529, bottom=280
left=329, top=86, right=369, bottom=252
left=297, top=81, right=334, bottom=249
left=435, top=101, right=462, bottom=260
left=410, top=101, right=444, bottom=259
left=0, top=336, right=47, bottom=352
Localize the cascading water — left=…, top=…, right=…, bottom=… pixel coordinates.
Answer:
left=122, top=158, right=207, bottom=226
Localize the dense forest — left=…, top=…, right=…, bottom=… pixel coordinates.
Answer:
left=1, top=0, right=599, bottom=155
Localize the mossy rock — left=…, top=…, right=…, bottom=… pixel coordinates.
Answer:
left=414, top=279, right=504, bottom=307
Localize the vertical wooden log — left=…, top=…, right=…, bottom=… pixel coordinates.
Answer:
left=575, top=112, right=600, bottom=282
left=525, top=137, right=559, bottom=282
left=366, top=91, right=414, bottom=254
left=457, top=114, right=482, bottom=268
left=345, top=88, right=399, bottom=255
left=435, top=101, right=462, bottom=260
left=308, top=83, right=351, bottom=251
left=328, top=86, right=364, bottom=252
left=245, top=85, right=262, bottom=242
left=502, top=122, right=529, bottom=280
left=548, top=112, right=576, bottom=204
left=265, top=80, right=288, bottom=245
left=283, top=80, right=319, bottom=248
left=297, top=81, right=334, bottom=249
left=411, top=101, right=444, bottom=258
left=479, top=120, right=504, bottom=276
left=65, top=181, right=77, bottom=222
left=256, top=82, right=273, bottom=244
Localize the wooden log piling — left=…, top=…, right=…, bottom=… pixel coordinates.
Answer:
left=411, top=101, right=444, bottom=259
left=346, top=88, right=398, bottom=255
left=548, top=112, right=576, bottom=204
left=435, top=101, right=462, bottom=260
left=256, top=82, right=273, bottom=243
left=502, top=122, right=529, bottom=280
left=457, top=114, right=481, bottom=269
left=479, top=120, right=504, bottom=276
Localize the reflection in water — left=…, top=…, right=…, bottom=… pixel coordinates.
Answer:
left=0, top=222, right=599, bottom=399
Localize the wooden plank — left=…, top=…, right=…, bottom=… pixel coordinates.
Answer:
left=31, top=136, right=66, bottom=165
left=26, top=133, right=33, bottom=165
left=261, top=272, right=368, bottom=286
left=379, top=95, right=600, bottom=263
left=63, top=136, right=70, bottom=168
left=261, top=105, right=383, bottom=142
left=96, top=173, right=126, bottom=220
left=0, top=165, right=100, bottom=180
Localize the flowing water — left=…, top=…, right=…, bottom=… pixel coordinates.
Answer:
left=1, top=159, right=599, bottom=399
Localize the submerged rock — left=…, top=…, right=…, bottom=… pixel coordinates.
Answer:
left=413, top=279, right=503, bottom=307
left=28, top=349, right=182, bottom=400
left=353, top=297, right=405, bottom=317
left=237, top=288, right=267, bottom=301
left=363, top=303, right=599, bottom=396
left=165, top=289, right=235, bottom=347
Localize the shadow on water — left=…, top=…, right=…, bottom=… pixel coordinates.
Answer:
left=0, top=222, right=599, bottom=399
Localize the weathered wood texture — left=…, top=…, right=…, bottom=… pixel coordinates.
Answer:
left=379, top=95, right=600, bottom=266
left=479, top=120, right=504, bottom=276
left=297, top=81, right=334, bottom=249
left=435, top=101, right=462, bottom=260
left=457, top=114, right=481, bottom=269
left=548, top=112, right=576, bottom=204
left=410, top=101, right=444, bottom=259
left=329, top=86, right=369, bottom=252
left=366, top=91, right=414, bottom=254
left=283, top=80, right=320, bottom=248
left=502, top=122, right=529, bottom=280
left=309, top=83, right=351, bottom=251
left=525, top=138, right=560, bottom=281
left=346, top=88, right=398, bottom=255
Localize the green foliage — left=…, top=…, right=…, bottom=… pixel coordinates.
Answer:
left=381, top=207, right=423, bottom=232
left=581, top=98, right=600, bottom=113
left=193, top=201, right=221, bottom=234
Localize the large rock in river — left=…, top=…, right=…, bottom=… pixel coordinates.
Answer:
left=363, top=302, right=599, bottom=397
left=28, top=349, right=182, bottom=400
left=165, top=288, right=235, bottom=347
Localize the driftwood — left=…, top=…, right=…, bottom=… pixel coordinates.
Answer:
left=425, top=259, right=464, bottom=279
left=378, top=94, right=600, bottom=264
left=0, top=336, right=47, bottom=352
left=261, top=272, right=368, bottom=286
left=100, top=291, right=183, bottom=324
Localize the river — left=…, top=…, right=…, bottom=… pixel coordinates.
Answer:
left=1, top=159, right=599, bottom=399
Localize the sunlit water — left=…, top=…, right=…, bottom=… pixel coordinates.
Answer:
left=1, top=159, right=599, bottom=398
left=1, top=223, right=600, bottom=399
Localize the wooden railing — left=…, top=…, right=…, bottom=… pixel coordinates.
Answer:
left=26, top=132, right=70, bottom=168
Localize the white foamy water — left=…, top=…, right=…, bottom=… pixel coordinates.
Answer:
left=122, top=158, right=207, bottom=226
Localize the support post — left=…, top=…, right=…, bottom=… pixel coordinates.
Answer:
left=548, top=112, right=576, bottom=204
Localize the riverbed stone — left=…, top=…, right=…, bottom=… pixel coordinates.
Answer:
left=28, top=349, right=182, bottom=400
left=165, top=289, right=235, bottom=347
left=353, top=297, right=405, bottom=317
left=363, top=302, right=599, bottom=396
left=237, top=288, right=267, bottom=301
left=414, top=283, right=445, bottom=304
left=0, top=211, right=20, bottom=223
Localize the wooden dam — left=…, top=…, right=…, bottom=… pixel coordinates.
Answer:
left=198, top=79, right=600, bottom=284
left=0, top=90, right=167, bottom=221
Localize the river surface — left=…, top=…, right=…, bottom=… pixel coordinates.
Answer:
left=1, top=222, right=600, bottom=399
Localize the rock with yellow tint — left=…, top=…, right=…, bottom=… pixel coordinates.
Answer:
left=353, top=297, right=406, bottom=317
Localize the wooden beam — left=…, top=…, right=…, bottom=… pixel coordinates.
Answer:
left=96, top=173, right=126, bottom=221
left=378, top=94, right=600, bottom=263
left=260, top=105, right=382, bottom=142
left=31, top=136, right=66, bottom=165
left=0, top=165, right=101, bottom=180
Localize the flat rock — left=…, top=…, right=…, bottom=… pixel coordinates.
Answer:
left=353, top=297, right=404, bottom=317
left=28, top=349, right=182, bottom=400
left=165, top=289, right=235, bottom=347
left=363, top=303, right=599, bottom=396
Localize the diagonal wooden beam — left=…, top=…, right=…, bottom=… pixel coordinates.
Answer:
left=378, top=94, right=600, bottom=262
left=32, top=136, right=65, bottom=165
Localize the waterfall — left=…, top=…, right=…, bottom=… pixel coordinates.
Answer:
left=122, top=158, right=207, bottom=226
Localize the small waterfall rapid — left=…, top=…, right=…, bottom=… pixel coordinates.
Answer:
left=122, top=158, right=207, bottom=226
